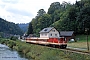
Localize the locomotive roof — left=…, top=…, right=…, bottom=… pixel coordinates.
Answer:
left=39, top=27, right=54, bottom=33
left=60, top=31, right=74, bottom=36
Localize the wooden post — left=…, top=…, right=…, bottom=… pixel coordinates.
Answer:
left=85, top=28, right=89, bottom=51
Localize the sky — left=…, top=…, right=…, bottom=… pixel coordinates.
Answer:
left=0, top=0, right=80, bottom=24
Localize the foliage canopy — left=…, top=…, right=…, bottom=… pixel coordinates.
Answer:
left=27, top=0, right=90, bottom=36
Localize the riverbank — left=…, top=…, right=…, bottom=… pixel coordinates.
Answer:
left=0, top=43, right=28, bottom=60
left=0, top=38, right=90, bottom=60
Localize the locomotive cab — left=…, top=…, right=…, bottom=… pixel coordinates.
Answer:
left=59, top=37, right=67, bottom=49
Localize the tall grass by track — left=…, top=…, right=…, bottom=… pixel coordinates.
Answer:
left=68, top=35, right=90, bottom=51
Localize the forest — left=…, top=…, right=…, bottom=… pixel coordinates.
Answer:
left=0, top=18, right=23, bottom=37
left=27, top=0, right=90, bottom=36
left=18, top=23, right=29, bottom=33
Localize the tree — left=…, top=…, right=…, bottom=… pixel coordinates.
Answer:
left=27, top=0, right=90, bottom=36
left=48, top=2, right=61, bottom=14
left=38, top=14, right=52, bottom=28
left=48, top=2, right=61, bottom=24
left=33, top=14, right=52, bottom=36
left=0, top=18, right=23, bottom=35
left=77, top=6, right=90, bottom=33
left=37, top=9, right=46, bottom=16
left=27, top=22, right=33, bottom=35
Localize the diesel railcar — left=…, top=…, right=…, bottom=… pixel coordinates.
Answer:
left=26, top=37, right=67, bottom=49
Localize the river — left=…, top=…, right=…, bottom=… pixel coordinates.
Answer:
left=0, top=44, right=28, bottom=60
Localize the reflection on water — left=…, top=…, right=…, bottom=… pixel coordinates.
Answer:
left=0, top=44, right=28, bottom=60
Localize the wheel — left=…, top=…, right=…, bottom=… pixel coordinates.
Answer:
left=60, top=45, right=67, bottom=49
left=63, top=45, right=67, bottom=49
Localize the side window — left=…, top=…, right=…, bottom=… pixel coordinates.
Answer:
left=50, top=34, right=52, bottom=36
left=55, top=34, right=57, bottom=36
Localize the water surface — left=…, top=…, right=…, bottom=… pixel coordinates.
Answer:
left=0, top=44, right=28, bottom=60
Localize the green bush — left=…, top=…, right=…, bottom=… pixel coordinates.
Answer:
left=0, top=39, right=6, bottom=44
left=0, top=35, right=2, bottom=38
left=7, top=41, right=16, bottom=48
left=10, top=36, right=18, bottom=41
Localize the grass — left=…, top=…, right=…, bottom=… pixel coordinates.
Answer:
left=67, top=35, right=90, bottom=51
left=67, top=42, right=90, bottom=49
left=75, top=34, right=90, bottom=42
left=0, top=38, right=90, bottom=60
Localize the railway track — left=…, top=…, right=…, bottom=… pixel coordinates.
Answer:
left=26, top=42, right=90, bottom=55
left=46, top=44, right=90, bottom=55
left=60, top=48, right=90, bottom=55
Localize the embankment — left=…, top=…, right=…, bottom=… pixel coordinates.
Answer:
left=0, top=38, right=90, bottom=60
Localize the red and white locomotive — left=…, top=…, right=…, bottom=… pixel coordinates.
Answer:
left=26, top=37, right=67, bottom=49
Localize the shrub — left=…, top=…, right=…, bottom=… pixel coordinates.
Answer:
left=10, top=36, right=18, bottom=41
left=7, top=41, right=16, bottom=48
left=0, top=39, right=5, bottom=44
